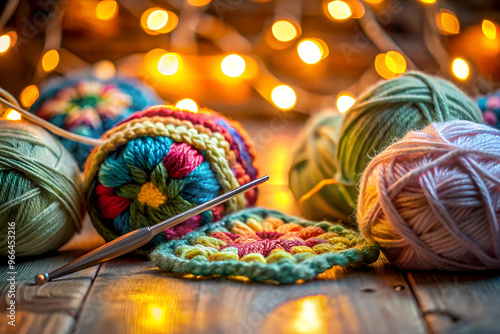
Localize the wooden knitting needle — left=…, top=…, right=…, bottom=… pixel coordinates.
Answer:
left=35, top=175, right=269, bottom=285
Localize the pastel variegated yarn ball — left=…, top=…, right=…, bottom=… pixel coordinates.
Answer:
left=477, top=89, right=500, bottom=128
left=150, top=208, right=380, bottom=283
left=357, top=120, right=500, bottom=271
left=84, top=105, right=258, bottom=253
left=30, top=76, right=161, bottom=168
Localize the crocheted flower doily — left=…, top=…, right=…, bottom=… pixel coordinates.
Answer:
left=151, top=208, right=379, bottom=283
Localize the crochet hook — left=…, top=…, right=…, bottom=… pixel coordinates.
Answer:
left=35, top=175, right=269, bottom=285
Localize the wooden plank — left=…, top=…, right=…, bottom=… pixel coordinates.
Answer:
left=72, top=256, right=201, bottom=334
left=0, top=251, right=100, bottom=334
left=73, top=255, right=428, bottom=334
left=408, top=271, right=500, bottom=334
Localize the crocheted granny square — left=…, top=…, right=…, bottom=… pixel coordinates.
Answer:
left=150, top=208, right=380, bottom=283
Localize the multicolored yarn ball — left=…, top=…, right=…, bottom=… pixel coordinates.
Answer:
left=289, top=113, right=354, bottom=221
left=0, top=120, right=84, bottom=257
left=150, top=207, right=380, bottom=283
left=357, top=120, right=500, bottom=271
left=477, top=90, right=500, bottom=128
left=84, top=105, right=258, bottom=253
left=292, top=72, right=484, bottom=223
left=30, top=76, right=161, bottom=168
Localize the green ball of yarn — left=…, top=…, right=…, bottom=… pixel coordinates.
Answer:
left=0, top=120, right=85, bottom=257
left=289, top=113, right=355, bottom=222
left=290, top=72, right=484, bottom=223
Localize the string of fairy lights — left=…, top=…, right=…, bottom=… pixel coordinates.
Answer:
left=0, top=0, right=498, bottom=122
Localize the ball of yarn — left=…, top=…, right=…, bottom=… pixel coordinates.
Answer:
left=289, top=113, right=354, bottom=221
left=357, top=120, right=500, bottom=270
left=333, top=72, right=484, bottom=221
left=84, top=105, right=258, bottom=252
left=0, top=120, right=85, bottom=257
left=30, top=76, right=161, bottom=168
left=477, top=90, right=500, bottom=128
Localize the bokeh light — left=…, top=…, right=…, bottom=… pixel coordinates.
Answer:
left=0, top=35, right=11, bottom=53
left=41, top=49, right=59, bottom=72
left=436, top=10, right=460, bottom=35
left=94, top=60, right=116, bottom=79
left=5, top=109, right=22, bottom=121
left=95, top=0, right=118, bottom=21
left=20, top=85, right=39, bottom=108
left=272, top=20, right=299, bottom=42
left=482, top=20, right=497, bottom=40
left=176, top=99, right=198, bottom=113
left=326, top=1, right=352, bottom=20
left=221, top=54, right=246, bottom=78
left=336, top=92, right=356, bottom=114
left=452, top=58, right=469, bottom=80
left=158, top=53, right=181, bottom=76
left=297, top=38, right=328, bottom=64
left=271, top=85, right=297, bottom=110
left=188, top=0, right=212, bottom=6
left=419, top=0, right=436, bottom=4
left=141, top=8, right=178, bottom=35
left=385, top=51, right=406, bottom=74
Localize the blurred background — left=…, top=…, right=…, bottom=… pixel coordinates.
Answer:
left=0, top=0, right=499, bottom=231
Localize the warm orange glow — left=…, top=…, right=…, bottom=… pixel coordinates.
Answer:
left=336, top=92, right=356, bottom=114
left=349, top=0, right=365, bottom=19
left=141, top=8, right=178, bottom=35
left=436, top=10, right=460, bottom=35
left=483, top=20, right=497, bottom=40
left=419, top=0, right=436, bottom=3
left=385, top=50, right=406, bottom=74
left=452, top=58, right=469, bottom=80
left=0, top=35, right=11, bottom=53
left=221, top=54, right=246, bottom=77
left=272, top=20, right=299, bottom=42
left=374, top=53, right=394, bottom=79
left=4, top=109, right=22, bottom=121
left=292, top=296, right=328, bottom=334
left=364, top=0, right=383, bottom=4
left=94, top=60, right=116, bottom=79
left=326, top=1, right=352, bottom=20
left=41, top=49, right=59, bottom=72
left=95, top=0, right=118, bottom=21
left=20, top=85, right=39, bottom=108
left=176, top=99, right=198, bottom=113
left=158, top=53, right=181, bottom=75
left=150, top=306, right=163, bottom=322
left=271, top=85, right=297, bottom=110
left=297, top=38, right=328, bottom=64
left=188, top=0, right=212, bottom=6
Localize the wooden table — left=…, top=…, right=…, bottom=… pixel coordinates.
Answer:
left=1, top=118, right=499, bottom=334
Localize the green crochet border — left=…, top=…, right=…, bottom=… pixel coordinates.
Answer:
left=150, top=207, right=380, bottom=284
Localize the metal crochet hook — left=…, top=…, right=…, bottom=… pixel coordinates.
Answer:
left=35, top=175, right=269, bottom=285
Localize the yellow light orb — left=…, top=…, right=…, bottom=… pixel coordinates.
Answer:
left=94, top=60, right=116, bottom=79
left=95, top=0, right=118, bottom=21
left=365, top=0, right=383, bottom=4
left=5, top=109, right=22, bottom=121
left=221, top=54, right=246, bottom=78
left=436, top=10, right=460, bottom=35
left=385, top=51, right=406, bottom=74
left=158, top=53, right=181, bottom=76
left=188, top=0, right=212, bottom=6
left=452, top=58, right=469, bottom=80
left=297, top=39, right=327, bottom=64
left=41, top=49, right=59, bottom=72
left=374, top=53, right=395, bottom=79
left=271, top=85, right=297, bottom=111
left=20, top=85, right=39, bottom=108
left=327, top=1, right=352, bottom=20
left=482, top=20, right=497, bottom=40
left=336, top=93, right=356, bottom=114
left=419, top=0, right=436, bottom=3
left=271, top=20, right=298, bottom=42
left=176, top=99, right=198, bottom=113
left=147, top=10, right=169, bottom=31
left=0, top=35, right=11, bottom=53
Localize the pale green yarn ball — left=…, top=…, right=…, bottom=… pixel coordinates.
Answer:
left=0, top=121, right=85, bottom=257
left=289, top=113, right=355, bottom=222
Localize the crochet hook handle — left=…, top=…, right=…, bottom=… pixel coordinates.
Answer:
left=35, top=175, right=269, bottom=285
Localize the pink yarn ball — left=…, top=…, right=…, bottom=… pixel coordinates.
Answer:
left=357, top=120, right=500, bottom=270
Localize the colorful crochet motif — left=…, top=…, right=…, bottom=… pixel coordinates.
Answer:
left=150, top=208, right=380, bottom=283
left=84, top=105, right=258, bottom=253
left=30, top=76, right=161, bottom=167
left=477, top=90, right=500, bottom=128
